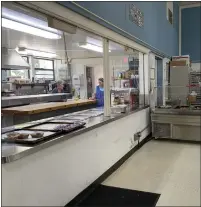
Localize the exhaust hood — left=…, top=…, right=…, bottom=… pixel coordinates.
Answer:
left=2, top=47, right=30, bottom=70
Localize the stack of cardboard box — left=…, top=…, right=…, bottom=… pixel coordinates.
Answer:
left=170, top=55, right=190, bottom=67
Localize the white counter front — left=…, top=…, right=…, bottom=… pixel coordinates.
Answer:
left=2, top=107, right=150, bottom=206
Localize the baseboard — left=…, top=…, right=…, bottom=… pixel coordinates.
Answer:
left=154, top=138, right=201, bottom=145
left=66, top=133, right=153, bottom=206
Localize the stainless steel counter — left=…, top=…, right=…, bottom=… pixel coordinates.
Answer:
left=153, top=108, right=201, bottom=116
left=151, top=108, right=201, bottom=141
left=2, top=93, right=71, bottom=108
left=2, top=106, right=149, bottom=164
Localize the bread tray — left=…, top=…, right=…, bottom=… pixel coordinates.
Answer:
left=2, top=130, right=59, bottom=145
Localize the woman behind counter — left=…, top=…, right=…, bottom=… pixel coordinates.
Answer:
left=51, top=81, right=64, bottom=93
left=91, top=78, right=104, bottom=107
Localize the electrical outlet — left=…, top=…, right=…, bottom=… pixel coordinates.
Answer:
left=130, top=138, right=134, bottom=149
left=134, top=132, right=141, bottom=141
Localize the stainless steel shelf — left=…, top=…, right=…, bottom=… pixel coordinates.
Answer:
left=2, top=93, right=71, bottom=108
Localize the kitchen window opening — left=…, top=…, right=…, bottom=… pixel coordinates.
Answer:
left=34, top=58, right=55, bottom=80
left=9, top=56, right=30, bottom=79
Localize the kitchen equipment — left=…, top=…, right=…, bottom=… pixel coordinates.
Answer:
left=189, top=72, right=201, bottom=105
left=111, top=88, right=139, bottom=106
left=1, top=82, right=14, bottom=92
left=2, top=47, right=30, bottom=69
left=113, top=96, right=121, bottom=105
left=111, top=104, right=127, bottom=113
left=169, top=65, right=189, bottom=105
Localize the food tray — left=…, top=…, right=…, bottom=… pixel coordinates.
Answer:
left=28, top=123, right=68, bottom=131
left=28, top=122, right=86, bottom=132
left=53, top=122, right=86, bottom=132
left=48, top=119, right=76, bottom=124
left=2, top=130, right=57, bottom=145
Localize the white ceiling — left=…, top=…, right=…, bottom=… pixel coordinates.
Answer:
left=2, top=26, right=125, bottom=59
left=1, top=2, right=139, bottom=60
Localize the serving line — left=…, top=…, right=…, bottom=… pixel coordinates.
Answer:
left=1, top=99, right=97, bottom=128
left=2, top=105, right=149, bottom=164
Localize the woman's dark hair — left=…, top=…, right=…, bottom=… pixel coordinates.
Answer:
left=98, top=78, right=104, bottom=82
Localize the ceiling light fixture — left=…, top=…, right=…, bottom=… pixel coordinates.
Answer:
left=2, top=7, right=61, bottom=34
left=79, top=43, right=111, bottom=53
left=16, top=47, right=57, bottom=58
left=2, top=18, right=61, bottom=39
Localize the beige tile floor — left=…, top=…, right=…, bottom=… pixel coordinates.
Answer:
left=103, top=140, right=200, bottom=206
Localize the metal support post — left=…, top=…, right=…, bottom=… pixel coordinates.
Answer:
left=103, top=38, right=111, bottom=117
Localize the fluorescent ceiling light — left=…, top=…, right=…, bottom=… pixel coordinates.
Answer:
left=86, top=37, right=102, bottom=47
left=2, top=7, right=62, bottom=35
left=79, top=43, right=111, bottom=53
left=16, top=47, right=57, bottom=58
left=2, top=18, right=61, bottom=39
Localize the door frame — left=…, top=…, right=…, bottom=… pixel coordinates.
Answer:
left=155, top=56, right=163, bottom=106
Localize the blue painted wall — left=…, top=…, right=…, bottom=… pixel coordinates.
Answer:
left=181, top=6, right=201, bottom=62
left=58, top=2, right=179, bottom=57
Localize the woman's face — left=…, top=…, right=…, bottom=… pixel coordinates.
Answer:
left=57, top=84, right=64, bottom=90
left=98, top=80, right=103, bottom=87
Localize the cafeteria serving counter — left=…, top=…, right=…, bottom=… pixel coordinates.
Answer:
left=2, top=99, right=96, bottom=127
left=151, top=107, right=201, bottom=141
left=2, top=105, right=150, bottom=206
left=2, top=105, right=149, bottom=164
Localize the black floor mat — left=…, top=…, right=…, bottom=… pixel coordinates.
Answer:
left=76, top=184, right=160, bottom=206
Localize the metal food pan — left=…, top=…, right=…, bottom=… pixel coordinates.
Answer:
left=90, top=108, right=104, bottom=112
left=54, top=116, right=80, bottom=121
left=53, top=122, right=86, bottom=133
left=70, top=113, right=91, bottom=117
left=2, top=130, right=57, bottom=145
left=79, top=111, right=103, bottom=117
left=28, top=123, right=68, bottom=131
left=48, top=119, right=77, bottom=124
left=64, top=115, right=89, bottom=121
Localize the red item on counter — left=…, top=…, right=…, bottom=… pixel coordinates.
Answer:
left=186, top=84, right=199, bottom=87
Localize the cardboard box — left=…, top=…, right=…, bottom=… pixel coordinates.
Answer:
left=172, top=55, right=190, bottom=60
left=170, top=61, right=187, bottom=67
left=188, top=95, right=197, bottom=103
left=124, top=71, right=133, bottom=79
left=172, top=55, right=190, bottom=66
